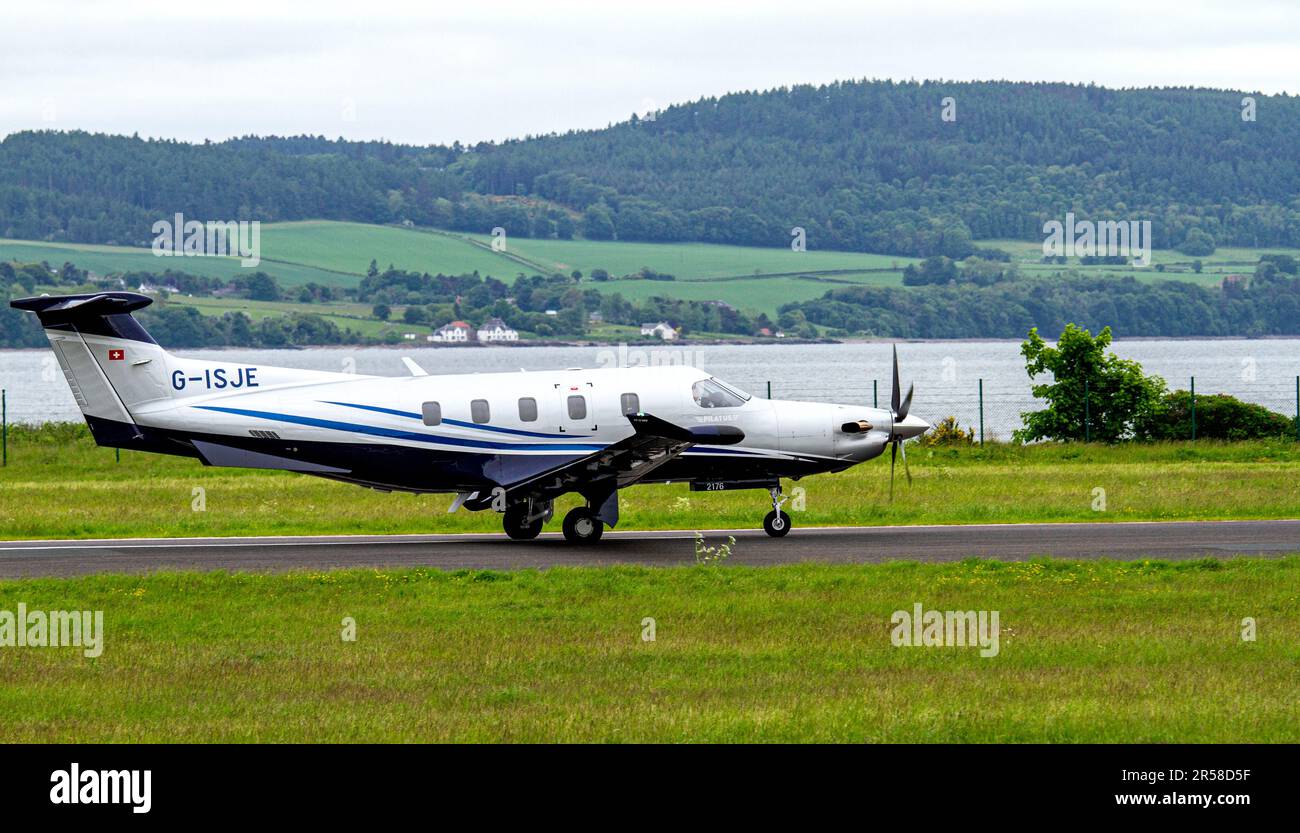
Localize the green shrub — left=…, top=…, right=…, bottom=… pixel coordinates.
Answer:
left=1154, top=391, right=1295, bottom=440
left=1016, top=324, right=1168, bottom=443
left=920, top=416, right=976, bottom=447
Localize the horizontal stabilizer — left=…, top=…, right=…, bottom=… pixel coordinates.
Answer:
left=10, top=292, right=153, bottom=323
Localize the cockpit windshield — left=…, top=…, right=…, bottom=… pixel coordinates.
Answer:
left=692, top=377, right=751, bottom=408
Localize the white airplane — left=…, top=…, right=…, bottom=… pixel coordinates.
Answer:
left=12, top=292, right=930, bottom=543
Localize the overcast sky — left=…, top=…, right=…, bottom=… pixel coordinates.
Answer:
left=2, top=0, right=1296, bottom=146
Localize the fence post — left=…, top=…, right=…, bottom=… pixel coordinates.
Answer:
left=978, top=378, right=985, bottom=446
left=1190, top=376, right=1196, bottom=441
left=2, top=388, right=6, bottom=467
left=766, top=380, right=771, bottom=399
left=1296, top=376, right=1299, bottom=442
left=873, top=379, right=878, bottom=409
left=1084, top=378, right=1090, bottom=442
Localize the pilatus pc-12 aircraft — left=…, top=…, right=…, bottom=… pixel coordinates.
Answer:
left=13, top=292, right=930, bottom=544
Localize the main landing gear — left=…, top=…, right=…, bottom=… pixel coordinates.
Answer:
left=763, top=485, right=792, bottom=538
left=501, top=499, right=605, bottom=544
left=502, top=500, right=552, bottom=541
left=561, top=506, right=604, bottom=544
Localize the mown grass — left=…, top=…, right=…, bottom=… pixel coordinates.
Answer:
left=0, top=558, right=1295, bottom=742
left=0, top=425, right=1297, bottom=540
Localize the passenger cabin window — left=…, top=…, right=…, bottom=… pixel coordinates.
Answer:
left=567, top=395, right=587, bottom=420
left=620, top=392, right=640, bottom=415
left=471, top=399, right=490, bottom=424
left=692, top=378, right=749, bottom=408
left=421, top=401, right=442, bottom=426
left=518, top=397, right=538, bottom=422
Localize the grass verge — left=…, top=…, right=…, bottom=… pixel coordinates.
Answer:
left=0, top=559, right=1295, bottom=742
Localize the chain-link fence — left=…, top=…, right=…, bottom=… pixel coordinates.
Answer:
left=763, top=376, right=1300, bottom=443
left=3, top=373, right=1299, bottom=464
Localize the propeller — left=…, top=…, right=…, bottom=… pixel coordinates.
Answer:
left=888, top=345, right=916, bottom=500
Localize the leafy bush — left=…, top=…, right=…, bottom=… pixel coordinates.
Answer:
left=921, top=416, right=976, bottom=447
left=1015, top=324, right=1168, bottom=443
left=1152, top=391, right=1296, bottom=440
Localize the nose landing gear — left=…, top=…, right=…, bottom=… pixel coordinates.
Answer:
left=763, top=485, right=792, bottom=538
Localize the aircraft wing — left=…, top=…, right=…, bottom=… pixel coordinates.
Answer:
left=502, top=412, right=744, bottom=499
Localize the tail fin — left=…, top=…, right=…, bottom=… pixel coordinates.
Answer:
left=10, top=292, right=171, bottom=446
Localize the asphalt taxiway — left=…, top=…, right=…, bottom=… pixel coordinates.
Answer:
left=0, top=519, right=1295, bottom=577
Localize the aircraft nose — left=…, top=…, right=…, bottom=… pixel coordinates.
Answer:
left=893, top=413, right=930, bottom=440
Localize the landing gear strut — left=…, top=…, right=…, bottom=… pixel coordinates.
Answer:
left=562, top=506, right=604, bottom=544
left=502, top=500, right=551, bottom=541
left=763, top=485, right=791, bottom=538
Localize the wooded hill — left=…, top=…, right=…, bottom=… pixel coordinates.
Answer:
left=3, top=80, right=1297, bottom=257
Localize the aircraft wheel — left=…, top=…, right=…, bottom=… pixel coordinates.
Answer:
left=562, top=507, right=604, bottom=544
left=763, top=510, right=791, bottom=538
left=503, top=505, right=542, bottom=540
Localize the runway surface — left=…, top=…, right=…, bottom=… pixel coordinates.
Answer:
left=0, top=519, right=1296, bottom=577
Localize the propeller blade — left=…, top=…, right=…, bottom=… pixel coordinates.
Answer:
left=889, top=440, right=897, bottom=501
left=901, top=438, right=912, bottom=485
left=891, top=345, right=901, bottom=416
left=897, top=383, right=914, bottom=423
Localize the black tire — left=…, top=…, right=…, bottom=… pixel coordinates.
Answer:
left=562, top=507, right=604, bottom=544
left=503, top=506, right=542, bottom=540
left=763, top=510, right=791, bottom=538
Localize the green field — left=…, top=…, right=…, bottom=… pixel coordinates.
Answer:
left=7, top=222, right=1299, bottom=324
left=566, top=272, right=901, bottom=311
left=986, top=238, right=1300, bottom=288
left=259, top=222, right=511, bottom=281
left=0, top=238, right=349, bottom=287
left=466, top=232, right=913, bottom=278
left=2, top=426, right=1299, bottom=540
left=4, top=222, right=916, bottom=318
left=169, top=295, right=430, bottom=339
left=0, top=558, right=1295, bottom=741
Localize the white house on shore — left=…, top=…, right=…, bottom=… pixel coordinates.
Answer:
left=476, top=317, right=519, bottom=342
left=640, top=321, right=678, bottom=341
left=428, top=320, right=473, bottom=343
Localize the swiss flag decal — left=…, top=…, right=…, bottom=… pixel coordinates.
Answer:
left=108, top=349, right=125, bottom=361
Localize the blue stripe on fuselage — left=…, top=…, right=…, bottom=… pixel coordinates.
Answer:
left=193, top=405, right=604, bottom=452
left=319, top=400, right=571, bottom=439
left=194, top=404, right=770, bottom=457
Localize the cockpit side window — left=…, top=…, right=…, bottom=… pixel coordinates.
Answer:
left=692, top=378, right=748, bottom=408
